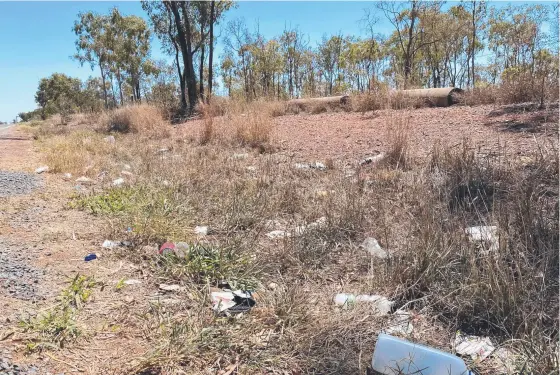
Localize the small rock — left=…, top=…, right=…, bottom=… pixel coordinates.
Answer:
left=232, top=153, right=249, bottom=160
left=268, top=282, right=278, bottom=290
left=123, top=164, right=131, bottom=170
left=306, top=216, right=327, bottom=230
left=264, top=219, right=283, bottom=230
left=295, top=162, right=327, bottom=171
left=361, top=237, right=389, bottom=259
left=62, top=173, right=72, bottom=180
left=140, top=245, right=158, bottom=255
left=359, top=153, right=386, bottom=166
left=295, top=162, right=311, bottom=170
left=124, top=295, right=134, bottom=303
left=316, top=190, right=329, bottom=197
left=246, top=166, right=257, bottom=172
left=124, top=279, right=142, bottom=285
left=266, top=230, right=290, bottom=239
left=159, top=284, right=184, bottom=292
left=112, top=178, right=124, bottom=186
left=97, top=170, right=108, bottom=180
left=195, top=226, right=209, bottom=235
left=75, top=176, right=94, bottom=185
left=35, top=166, right=49, bottom=174
left=149, top=297, right=181, bottom=304
left=162, top=180, right=170, bottom=186
left=104, top=135, right=116, bottom=144
left=121, top=170, right=134, bottom=177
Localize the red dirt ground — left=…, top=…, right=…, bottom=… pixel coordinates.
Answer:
left=179, top=103, right=559, bottom=164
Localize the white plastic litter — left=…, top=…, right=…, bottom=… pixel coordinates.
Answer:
left=113, top=177, right=125, bottom=186
left=211, top=291, right=238, bottom=312
left=102, top=240, right=120, bottom=249
left=101, top=240, right=131, bottom=249
left=334, top=293, right=393, bottom=316
left=361, top=237, right=389, bottom=259
left=210, top=289, right=255, bottom=314
left=454, top=331, right=495, bottom=361
left=104, top=135, right=116, bottom=144
left=385, top=309, right=414, bottom=335
left=266, top=230, right=290, bottom=239
left=465, top=226, right=499, bottom=252
left=373, top=333, right=470, bottom=375
left=195, top=226, right=209, bottom=235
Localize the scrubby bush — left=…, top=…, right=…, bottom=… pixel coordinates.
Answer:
left=100, top=104, right=169, bottom=137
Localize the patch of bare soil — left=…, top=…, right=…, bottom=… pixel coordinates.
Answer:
left=180, top=103, right=558, bottom=164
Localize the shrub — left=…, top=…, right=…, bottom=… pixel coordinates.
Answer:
left=101, top=104, right=169, bottom=137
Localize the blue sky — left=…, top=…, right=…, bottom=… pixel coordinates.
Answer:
left=0, top=1, right=555, bottom=122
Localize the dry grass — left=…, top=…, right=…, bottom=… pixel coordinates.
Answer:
left=33, top=105, right=559, bottom=375
left=198, top=101, right=214, bottom=145
left=230, top=103, right=273, bottom=150
left=41, top=131, right=120, bottom=176
left=99, top=104, right=170, bottom=138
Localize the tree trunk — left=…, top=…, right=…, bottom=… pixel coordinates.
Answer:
left=167, top=1, right=198, bottom=113
left=116, top=70, right=124, bottom=106
left=176, top=49, right=186, bottom=109
left=167, top=7, right=187, bottom=110
left=99, top=63, right=108, bottom=108
left=471, top=0, right=476, bottom=88
left=135, top=80, right=141, bottom=103
left=199, top=21, right=205, bottom=101
left=207, top=0, right=215, bottom=103
left=404, top=1, right=417, bottom=88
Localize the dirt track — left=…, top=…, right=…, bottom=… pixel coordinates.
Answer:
left=0, top=128, right=149, bottom=374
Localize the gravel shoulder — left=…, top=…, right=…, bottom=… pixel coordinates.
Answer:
left=0, top=128, right=150, bottom=374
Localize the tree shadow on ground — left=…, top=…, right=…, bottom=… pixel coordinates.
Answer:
left=487, top=102, right=558, bottom=117
left=485, top=102, right=559, bottom=134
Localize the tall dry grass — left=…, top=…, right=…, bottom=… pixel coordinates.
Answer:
left=100, top=104, right=170, bottom=138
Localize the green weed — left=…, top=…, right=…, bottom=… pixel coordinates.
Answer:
left=20, top=275, right=96, bottom=350
left=155, top=243, right=259, bottom=289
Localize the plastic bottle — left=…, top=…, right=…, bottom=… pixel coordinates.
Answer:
left=371, top=333, right=471, bottom=375
left=334, top=293, right=387, bottom=305
left=334, top=293, right=356, bottom=306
